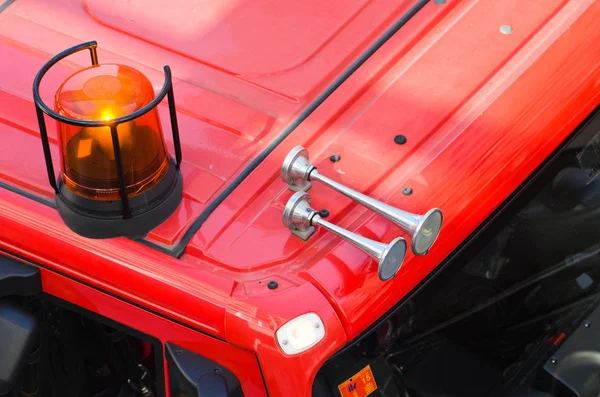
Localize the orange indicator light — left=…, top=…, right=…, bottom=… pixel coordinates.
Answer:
left=54, top=64, right=169, bottom=201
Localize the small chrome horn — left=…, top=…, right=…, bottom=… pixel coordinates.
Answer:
left=281, top=146, right=443, bottom=255
left=283, top=191, right=407, bottom=281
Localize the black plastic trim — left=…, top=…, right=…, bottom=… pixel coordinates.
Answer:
left=0, top=302, right=38, bottom=394
left=325, top=104, right=600, bottom=361
left=0, top=255, right=41, bottom=298
left=165, top=343, right=242, bottom=396
left=56, top=161, right=183, bottom=239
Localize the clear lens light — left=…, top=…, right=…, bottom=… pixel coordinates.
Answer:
left=276, top=313, right=325, bottom=355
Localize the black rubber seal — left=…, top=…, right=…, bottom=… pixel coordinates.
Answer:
left=0, top=0, right=15, bottom=13
left=0, top=181, right=55, bottom=208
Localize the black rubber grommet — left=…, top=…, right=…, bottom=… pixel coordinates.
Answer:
left=267, top=280, right=279, bottom=290
left=329, top=154, right=341, bottom=162
left=394, top=135, right=407, bottom=145
left=318, top=209, right=330, bottom=218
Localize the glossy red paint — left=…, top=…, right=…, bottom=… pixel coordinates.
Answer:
left=1, top=0, right=600, bottom=396
left=189, top=0, right=600, bottom=340
left=0, top=0, right=421, bottom=246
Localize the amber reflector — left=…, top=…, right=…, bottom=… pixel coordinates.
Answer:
left=54, top=64, right=169, bottom=201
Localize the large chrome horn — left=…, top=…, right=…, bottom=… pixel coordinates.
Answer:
left=281, top=146, right=442, bottom=255
left=283, top=191, right=407, bottom=281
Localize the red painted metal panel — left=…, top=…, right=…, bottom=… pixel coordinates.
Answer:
left=0, top=0, right=420, bottom=246
left=1, top=0, right=600, bottom=395
left=188, top=0, right=600, bottom=341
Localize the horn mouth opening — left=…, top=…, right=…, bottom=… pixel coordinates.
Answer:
left=412, top=208, right=443, bottom=255
left=379, top=237, right=407, bottom=281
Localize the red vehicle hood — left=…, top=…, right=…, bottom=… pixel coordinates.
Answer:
left=2, top=0, right=600, bottom=359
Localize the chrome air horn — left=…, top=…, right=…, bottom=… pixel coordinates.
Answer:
left=283, top=192, right=407, bottom=281
left=281, top=147, right=442, bottom=255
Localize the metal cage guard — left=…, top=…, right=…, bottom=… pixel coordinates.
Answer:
left=32, top=41, right=183, bottom=219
